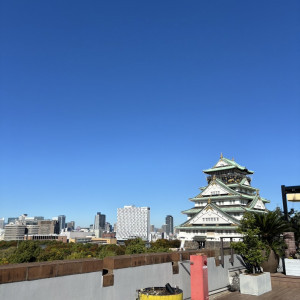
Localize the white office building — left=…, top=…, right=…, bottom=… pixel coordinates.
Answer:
left=116, top=206, right=150, bottom=241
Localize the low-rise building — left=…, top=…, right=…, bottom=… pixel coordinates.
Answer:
left=24, top=235, right=67, bottom=243
left=4, top=223, right=26, bottom=241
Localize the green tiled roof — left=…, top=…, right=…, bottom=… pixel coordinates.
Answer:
left=190, top=195, right=241, bottom=201
left=245, top=208, right=267, bottom=213
left=260, top=197, right=270, bottom=203
left=179, top=202, right=240, bottom=227
left=203, top=157, right=254, bottom=174
left=181, top=208, right=202, bottom=214
left=193, top=178, right=241, bottom=200
left=182, top=205, right=248, bottom=215
left=240, top=194, right=256, bottom=200
left=221, top=206, right=246, bottom=212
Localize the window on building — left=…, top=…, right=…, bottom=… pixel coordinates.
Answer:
left=211, top=191, right=220, bottom=195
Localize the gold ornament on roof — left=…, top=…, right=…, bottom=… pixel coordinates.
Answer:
left=220, top=152, right=223, bottom=159
left=256, top=189, right=260, bottom=196
left=208, top=198, right=211, bottom=204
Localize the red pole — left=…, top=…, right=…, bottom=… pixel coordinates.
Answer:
left=190, top=254, right=209, bottom=300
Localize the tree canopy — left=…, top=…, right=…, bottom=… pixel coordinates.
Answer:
left=0, top=239, right=181, bottom=265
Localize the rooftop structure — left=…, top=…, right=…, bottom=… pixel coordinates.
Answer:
left=177, top=154, right=269, bottom=242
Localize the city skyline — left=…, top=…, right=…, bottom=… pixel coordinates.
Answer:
left=1, top=1, right=299, bottom=227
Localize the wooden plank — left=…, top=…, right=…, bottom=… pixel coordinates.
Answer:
left=215, top=286, right=300, bottom=300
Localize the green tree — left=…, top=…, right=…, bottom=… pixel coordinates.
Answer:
left=125, top=238, right=146, bottom=254
left=9, top=241, right=41, bottom=263
left=148, top=239, right=174, bottom=253
left=289, top=210, right=300, bottom=251
left=231, top=210, right=290, bottom=273
left=231, top=227, right=267, bottom=274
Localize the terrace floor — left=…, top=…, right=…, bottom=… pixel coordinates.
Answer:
left=215, top=285, right=300, bottom=300
left=212, top=273, right=300, bottom=300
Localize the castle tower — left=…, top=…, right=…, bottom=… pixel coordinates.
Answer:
left=177, top=155, right=269, bottom=242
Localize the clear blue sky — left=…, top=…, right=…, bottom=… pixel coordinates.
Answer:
left=1, top=1, right=299, bottom=228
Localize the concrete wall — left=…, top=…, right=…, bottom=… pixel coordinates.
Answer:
left=0, top=251, right=244, bottom=300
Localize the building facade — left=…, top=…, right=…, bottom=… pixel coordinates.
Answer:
left=0, top=218, right=4, bottom=229
left=58, top=215, right=66, bottom=233
left=116, top=205, right=150, bottom=241
left=38, top=220, right=59, bottom=235
left=165, top=215, right=174, bottom=235
left=66, top=221, right=75, bottom=231
left=7, top=217, right=17, bottom=224
left=26, top=225, right=40, bottom=235
left=177, top=154, right=269, bottom=242
left=4, top=224, right=26, bottom=241
left=94, top=212, right=106, bottom=230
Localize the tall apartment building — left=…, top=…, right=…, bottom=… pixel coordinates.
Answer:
left=38, top=220, right=59, bottom=235
left=58, top=215, right=66, bottom=232
left=165, top=215, right=174, bottom=235
left=4, top=224, right=26, bottom=241
left=116, top=205, right=150, bottom=241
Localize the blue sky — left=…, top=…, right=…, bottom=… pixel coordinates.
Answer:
left=1, top=1, right=299, bottom=228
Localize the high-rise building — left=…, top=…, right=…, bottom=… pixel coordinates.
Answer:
left=94, top=212, right=106, bottom=238
left=67, top=221, right=75, bottom=231
left=105, top=222, right=112, bottom=232
left=177, top=154, right=269, bottom=242
left=0, top=218, right=5, bottom=229
left=58, top=215, right=66, bottom=232
left=165, top=215, right=174, bottom=235
left=94, top=212, right=106, bottom=230
left=161, top=224, right=167, bottom=234
left=116, top=205, right=150, bottom=241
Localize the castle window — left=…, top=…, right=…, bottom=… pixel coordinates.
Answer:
left=211, top=191, right=220, bottom=195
